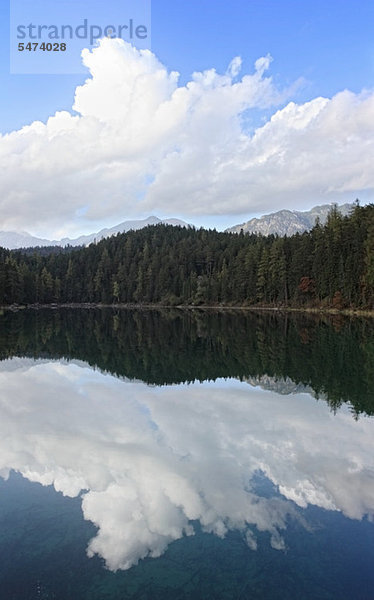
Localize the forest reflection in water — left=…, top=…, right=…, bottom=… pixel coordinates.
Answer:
left=1, top=307, right=374, bottom=415
left=0, top=308, right=373, bottom=599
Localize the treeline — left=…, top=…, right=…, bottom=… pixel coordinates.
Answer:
left=12, top=244, right=83, bottom=257
left=1, top=308, right=373, bottom=416
left=1, top=203, right=373, bottom=308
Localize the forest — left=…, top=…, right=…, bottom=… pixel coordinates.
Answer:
left=0, top=203, right=373, bottom=308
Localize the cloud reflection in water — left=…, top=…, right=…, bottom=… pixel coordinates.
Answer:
left=0, top=358, right=373, bottom=570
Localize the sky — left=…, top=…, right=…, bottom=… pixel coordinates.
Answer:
left=0, top=0, right=373, bottom=238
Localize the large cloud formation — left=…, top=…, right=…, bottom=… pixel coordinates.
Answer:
left=1, top=358, right=374, bottom=571
left=0, top=39, right=373, bottom=236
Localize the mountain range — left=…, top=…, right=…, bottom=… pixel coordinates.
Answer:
left=0, top=203, right=356, bottom=250
left=226, top=203, right=354, bottom=236
left=0, top=216, right=189, bottom=250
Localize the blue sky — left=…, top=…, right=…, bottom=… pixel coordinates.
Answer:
left=2, top=0, right=373, bottom=132
left=0, top=0, right=373, bottom=236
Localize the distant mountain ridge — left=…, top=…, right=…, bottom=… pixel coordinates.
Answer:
left=0, top=203, right=357, bottom=250
left=226, top=203, right=354, bottom=236
left=0, top=216, right=189, bottom=250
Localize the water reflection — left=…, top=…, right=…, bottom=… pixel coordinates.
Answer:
left=0, top=357, right=373, bottom=571
left=1, top=308, right=374, bottom=416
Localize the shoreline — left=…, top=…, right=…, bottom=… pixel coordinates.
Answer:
left=1, top=302, right=374, bottom=317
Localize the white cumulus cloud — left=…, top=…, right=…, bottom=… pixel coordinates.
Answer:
left=0, top=38, right=373, bottom=237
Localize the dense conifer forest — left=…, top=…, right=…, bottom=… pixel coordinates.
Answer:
left=1, top=203, right=373, bottom=308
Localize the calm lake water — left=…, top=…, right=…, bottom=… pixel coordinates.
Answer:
left=0, top=308, right=374, bottom=599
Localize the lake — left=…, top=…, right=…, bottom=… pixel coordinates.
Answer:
left=0, top=308, right=373, bottom=599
